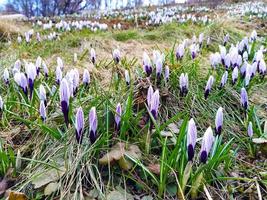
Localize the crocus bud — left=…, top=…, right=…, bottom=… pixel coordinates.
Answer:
left=83, top=69, right=90, bottom=86
left=156, top=58, right=163, bottom=79
left=13, top=60, right=21, bottom=75
left=187, top=118, right=197, bottom=161
left=125, top=70, right=130, bottom=86
left=259, top=59, right=266, bottom=76
left=57, top=57, right=64, bottom=70
left=115, top=103, right=122, bottom=131
left=42, top=62, right=49, bottom=78
left=220, top=71, right=228, bottom=88
left=250, top=30, right=257, bottom=42
left=210, top=53, right=221, bottom=69
left=39, top=100, right=46, bottom=122
left=75, top=107, right=84, bottom=143
left=245, top=64, right=252, bottom=86
left=0, top=96, right=3, bottom=111
left=39, top=84, right=47, bottom=106
left=149, top=90, right=160, bottom=120
left=219, top=45, right=227, bottom=66
left=232, top=67, right=238, bottom=85
left=74, top=53, right=77, bottom=63
left=36, top=56, right=42, bottom=76
left=89, top=107, right=98, bottom=144
left=56, top=66, right=62, bottom=85
left=176, top=44, right=185, bottom=60
left=113, top=49, right=120, bottom=64
left=247, top=122, right=253, bottom=138
left=153, top=50, right=161, bottom=65
left=215, top=107, right=223, bottom=135
left=179, top=73, right=189, bottom=96
left=60, top=78, right=70, bottom=126
left=143, top=52, right=152, bottom=77
left=72, top=68, right=79, bottom=94
left=224, top=54, right=231, bottom=69
left=165, top=66, right=169, bottom=82
left=204, top=75, right=214, bottom=99
left=14, top=72, right=28, bottom=96
left=3, top=68, right=9, bottom=84
left=90, top=48, right=96, bottom=64
left=26, top=63, right=37, bottom=99
left=147, top=85, right=154, bottom=108
left=190, top=44, right=198, bottom=59
left=223, top=34, right=229, bottom=46
left=240, top=87, right=248, bottom=110
left=200, top=127, right=215, bottom=163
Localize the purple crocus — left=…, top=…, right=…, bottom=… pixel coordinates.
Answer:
left=149, top=90, right=160, bottom=120
left=75, top=107, right=84, bottom=143
left=14, top=72, right=28, bottom=96
left=200, top=127, right=215, bottom=163
left=89, top=107, right=98, bottom=144
left=245, top=64, right=252, bottom=86
left=179, top=73, right=189, bottom=96
left=147, top=85, right=154, bottom=108
left=113, top=49, right=121, bottom=64
left=190, top=44, right=198, bottom=60
left=90, top=48, right=96, bottom=64
left=223, top=34, right=229, bottom=46
left=39, top=84, right=47, bottom=106
left=187, top=118, right=197, bottom=161
left=39, top=100, right=46, bottom=122
left=115, top=103, right=122, bottom=131
left=143, top=52, right=152, bottom=76
left=165, top=65, right=169, bottom=82
left=220, top=71, right=228, bottom=88
left=83, top=69, right=90, bottom=86
left=210, top=53, right=221, bottom=69
left=60, top=78, right=70, bottom=126
left=3, top=68, right=9, bottom=84
left=240, top=87, right=248, bottom=110
left=232, top=67, right=238, bottom=85
left=176, top=44, right=185, bottom=60
left=125, top=70, right=130, bottom=86
left=57, top=57, right=64, bottom=70
left=42, top=62, right=49, bottom=78
left=259, top=59, right=266, bottom=76
left=26, top=63, right=37, bottom=99
left=156, top=58, right=163, bottom=79
left=56, top=66, right=62, bottom=85
left=219, top=45, right=227, bottom=66
left=215, top=107, right=223, bottom=135
left=0, top=96, right=3, bottom=111
left=247, top=122, right=253, bottom=138
left=204, top=75, right=214, bottom=99
left=36, top=56, right=42, bottom=76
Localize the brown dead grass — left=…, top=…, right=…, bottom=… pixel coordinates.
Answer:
left=0, top=20, right=28, bottom=41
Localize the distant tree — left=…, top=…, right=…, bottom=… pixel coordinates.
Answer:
left=4, top=3, right=18, bottom=13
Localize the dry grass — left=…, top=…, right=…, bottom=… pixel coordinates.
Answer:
left=0, top=19, right=28, bottom=42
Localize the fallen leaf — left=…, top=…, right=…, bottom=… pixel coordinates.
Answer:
left=99, top=143, right=125, bottom=164
left=44, top=182, right=59, bottom=196
left=168, top=123, right=179, bottom=133
left=32, top=166, right=65, bottom=189
left=7, top=191, right=27, bottom=200
left=160, top=131, right=173, bottom=137
left=147, top=164, right=160, bottom=175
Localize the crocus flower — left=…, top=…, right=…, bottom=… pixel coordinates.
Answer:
left=60, top=78, right=70, bottom=126
left=198, top=33, right=204, bottom=47
left=200, top=127, right=215, bottom=163
left=39, top=100, right=46, bottom=122
left=89, top=107, right=98, bottom=144
left=165, top=65, right=169, bottom=82
left=14, top=72, right=28, bottom=96
left=72, top=68, right=79, bottom=94
left=179, top=73, right=189, bottom=96
left=75, top=107, right=84, bottom=143
left=156, top=58, right=163, bottom=79
left=83, top=69, right=90, bottom=86
left=232, top=67, right=238, bottom=85
left=26, top=63, right=37, bottom=99
left=219, top=45, right=227, bottom=66
left=113, top=49, right=120, bottom=64
left=39, top=84, right=47, bottom=106
left=149, top=90, right=160, bottom=120
left=3, top=68, right=9, bottom=84
left=224, top=54, right=231, bottom=69
left=190, top=44, right=198, bottom=59
left=0, top=96, right=3, bottom=111
left=153, top=50, right=162, bottom=65
left=143, top=52, right=152, bottom=76
left=36, top=56, right=42, bottom=76
left=56, top=66, right=62, bottom=85
left=250, top=30, right=257, bottom=42
left=90, top=48, right=96, bottom=64
left=259, top=59, right=266, bottom=76
left=223, top=34, right=229, bottom=46
left=210, top=52, right=221, bottom=69
left=115, top=103, right=122, bottom=131
left=245, top=64, right=252, bottom=86
left=176, top=44, right=185, bottom=60
left=247, top=122, right=253, bottom=138
left=147, top=85, right=154, bottom=107
left=13, top=60, right=21, bottom=75
left=187, top=118, right=197, bottom=161
left=215, top=107, right=223, bottom=135
left=243, top=51, right=248, bottom=61
left=220, top=71, right=228, bottom=88
left=42, top=62, right=49, bottom=78
left=204, top=75, right=214, bottom=99
left=125, top=70, right=130, bottom=86
left=57, top=57, right=64, bottom=70
left=240, top=87, right=248, bottom=110
left=240, top=62, right=247, bottom=78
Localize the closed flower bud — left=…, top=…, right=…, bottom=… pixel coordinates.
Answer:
left=113, top=49, right=121, bottom=64
left=204, top=75, right=214, bottom=99
left=89, top=107, right=98, bottom=144
left=232, top=67, right=239, bottom=85
left=220, top=71, right=228, bottom=88
left=91, top=48, right=96, bottom=64
left=75, top=107, right=84, bottom=143
left=176, top=44, right=185, bottom=60
left=57, top=57, right=64, bottom=70
left=215, top=107, right=223, bottom=135
left=56, top=66, right=62, bottom=85
left=14, top=72, right=28, bottom=96
left=143, top=52, right=152, bottom=76
left=26, top=63, right=37, bottom=99
left=39, top=84, right=47, bottom=106
left=36, top=56, right=42, bottom=76
left=187, top=118, right=197, bottom=161
left=165, top=65, right=169, bottom=82
left=200, top=127, right=215, bottom=163
left=125, top=70, right=130, bottom=86
left=3, top=68, right=9, bottom=84
left=60, top=78, right=70, bottom=126
left=240, top=87, right=248, bottom=110
left=247, top=122, right=253, bottom=138
left=39, top=100, right=46, bottom=122
left=0, top=96, right=3, bottom=111
left=179, top=73, right=189, bottom=96
left=115, top=103, right=122, bottom=131
left=83, top=69, right=90, bottom=86
left=42, top=62, right=49, bottom=78
left=149, top=90, right=160, bottom=120
left=156, top=58, right=163, bottom=79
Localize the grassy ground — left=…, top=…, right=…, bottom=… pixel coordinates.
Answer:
left=0, top=16, right=267, bottom=200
